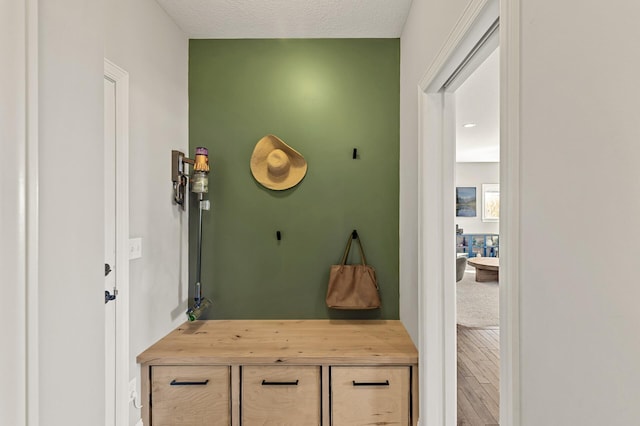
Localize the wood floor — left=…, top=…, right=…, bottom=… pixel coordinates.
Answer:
left=457, top=325, right=500, bottom=426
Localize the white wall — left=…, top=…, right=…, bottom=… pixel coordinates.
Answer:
left=518, top=1, right=640, bottom=424
left=401, top=0, right=640, bottom=423
left=32, top=1, right=188, bottom=424
left=399, top=0, right=470, bottom=343
left=39, top=0, right=105, bottom=424
left=455, top=162, right=499, bottom=234
left=104, top=1, right=189, bottom=423
left=1, top=1, right=27, bottom=424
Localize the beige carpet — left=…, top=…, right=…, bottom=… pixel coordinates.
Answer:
left=456, top=268, right=499, bottom=328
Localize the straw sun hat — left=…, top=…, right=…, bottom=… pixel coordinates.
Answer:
left=250, top=135, right=307, bottom=190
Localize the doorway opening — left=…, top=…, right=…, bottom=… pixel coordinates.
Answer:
left=453, top=45, right=500, bottom=425
left=415, top=0, right=521, bottom=424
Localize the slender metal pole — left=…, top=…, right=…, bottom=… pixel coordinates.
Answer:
left=195, top=193, right=204, bottom=303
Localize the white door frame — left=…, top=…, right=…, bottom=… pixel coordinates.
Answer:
left=416, top=0, right=521, bottom=425
left=497, top=0, right=521, bottom=422
left=104, top=59, right=130, bottom=426
left=26, top=0, right=39, bottom=422
left=1, top=0, right=38, bottom=424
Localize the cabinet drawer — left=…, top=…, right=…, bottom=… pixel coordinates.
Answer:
left=331, top=366, right=411, bottom=426
left=242, top=365, right=321, bottom=426
left=151, top=365, right=230, bottom=426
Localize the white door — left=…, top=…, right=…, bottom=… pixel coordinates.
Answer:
left=104, top=76, right=117, bottom=426
left=104, top=58, right=131, bottom=426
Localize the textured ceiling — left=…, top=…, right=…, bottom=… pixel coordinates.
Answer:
left=156, top=0, right=413, bottom=38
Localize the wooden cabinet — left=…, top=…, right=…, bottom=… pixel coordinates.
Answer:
left=456, top=233, right=499, bottom=257
left=242, top=365, right=321, bottom=425
left=137, top=320, right=418, bottom=425
left=150, top=365, right=231, bottom=426
left=331, top=366, right=410, bottom=425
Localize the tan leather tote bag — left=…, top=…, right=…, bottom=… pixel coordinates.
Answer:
left=326, top=231, right=381, bottom=310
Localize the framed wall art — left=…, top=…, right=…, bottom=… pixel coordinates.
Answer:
left=482, top=183, right=500, bottom=222
left=456, top=187, right=477, bottom=217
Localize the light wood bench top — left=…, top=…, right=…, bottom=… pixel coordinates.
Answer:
left=137, top=320, right=418, bottom=366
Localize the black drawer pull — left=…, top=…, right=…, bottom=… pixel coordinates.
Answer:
left=352, top=380, right=390, bottom=387
left=170, top=379, right=209, bottom=386
left=261, top=379, right=299, bottom=386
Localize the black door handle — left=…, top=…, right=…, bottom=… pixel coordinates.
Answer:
left=105, top=290, right=117, bottom=304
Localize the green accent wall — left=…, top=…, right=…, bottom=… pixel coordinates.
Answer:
left=189, top=39, right=399, bottom=319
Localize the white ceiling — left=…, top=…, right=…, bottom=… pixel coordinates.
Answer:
left=156, top=0, right=413, bottom=38
left=455, top=47, right=500, bottom=163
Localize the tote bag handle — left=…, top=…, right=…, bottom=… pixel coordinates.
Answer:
left=340, top=230, right=368, bottom=266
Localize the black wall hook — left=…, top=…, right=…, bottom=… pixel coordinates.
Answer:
left=352, top=148, right=358, bottom=159
left=276, top=231, right=282, bottom=241
left=352, top=229, right=358, bottom=239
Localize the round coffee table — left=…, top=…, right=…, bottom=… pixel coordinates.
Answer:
left=467, top=257, right=499, bottom=282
